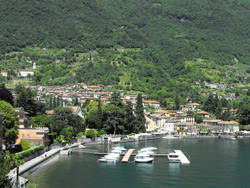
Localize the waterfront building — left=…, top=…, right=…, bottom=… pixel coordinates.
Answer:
left=15, top=127, right=49, bottom=147
left=218, top=121, right=240, bottom=133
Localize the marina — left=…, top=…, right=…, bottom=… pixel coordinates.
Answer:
left=29, top=138, right=250, bottom=188
left=121, top=149, right=135, bottom=163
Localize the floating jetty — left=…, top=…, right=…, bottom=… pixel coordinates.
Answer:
left=122, top=149, right=135, bottom=163
left=174, top=150, right=190, bottom=164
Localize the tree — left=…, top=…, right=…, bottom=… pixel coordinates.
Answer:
left=14, top=84, right=25, bottom=95
left=238, top=97, right=250, bottom=125
left=0, top=101, right=19, bottom=147
left=96, top=97, right=103, bottom=130
left=85, top=129, right=97, bottom=138
left=0, top=151, right=13, bottom=187
left=247, top=89, right=250, bottom=96
left=109, top=92, right=123, bottom=107
left=124, top=101, right=136, bottom=134
left=135, top=94, right=146, bottom=133
left=0, top=84, right=14, bottom=106
left=175, top=94, right=180, bottom=110
left=15, top=88, right=37, bottom=116
left=53, top=96, right=56, bottom=109
left=221, top=109, right=230, bottom=121
left=0, top=152, right=24, bottom=188
left=215, top=102, right=222, bottom=119
left=31, top=114, right=52, bottom=128
left=195, top=114, right=203, bottom=124
left=51, top=107, right=84, bottom=143
left=103, top=105, right=124, bottom=135
left=49, top=95, right=53, bottom=110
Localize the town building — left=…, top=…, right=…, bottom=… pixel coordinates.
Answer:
left=15, top=128, right=49, bottom=147
left=218, top=121, right=240, bottom=133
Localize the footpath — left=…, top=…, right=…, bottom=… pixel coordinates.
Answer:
left=8, top=143, right=80, bottom=184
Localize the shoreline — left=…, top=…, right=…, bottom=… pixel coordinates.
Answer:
left=10, top=135, right=250, bottom=182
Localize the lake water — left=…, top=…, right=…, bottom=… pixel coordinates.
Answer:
left=29, top=138, right=250, bottom=188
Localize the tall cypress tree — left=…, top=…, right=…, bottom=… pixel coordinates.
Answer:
left=49, top=95, right=52, bottom=110
left=57, top=96, right=60, bottom=107
left=96, top=97, right=103, bottom=129
left=135, top=93, right=146, bottom=133
left=124, top=101, right=136, bottom=134
left=175, top=94, right=180, bottom=110
left=53, top=96, right=56, bottom=109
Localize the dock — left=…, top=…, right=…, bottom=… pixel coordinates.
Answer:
left=174, top=150, right=190, bottom=164
left=122, top=149, right=135, bottom=163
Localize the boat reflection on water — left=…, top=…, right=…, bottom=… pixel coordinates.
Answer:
left=135, top=162, right=154, bottom=173
left=168, top=163, right=181, bottom=175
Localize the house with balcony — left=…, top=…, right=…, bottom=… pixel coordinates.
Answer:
left=218, top=121, right=240, bottom=133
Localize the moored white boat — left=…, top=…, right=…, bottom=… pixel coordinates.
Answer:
left=138, top=149, right=155, bottom=155
left=111, top=149, right=123, bottom=154
left=134, top=153, right=154, bottom=163
left=142, top=147, right=157, bottom=151
left=113, top=146, right=127, bottom=152
left=103, top=153, right=120, bottom=159
left=98, top=157, right=117, bottom=163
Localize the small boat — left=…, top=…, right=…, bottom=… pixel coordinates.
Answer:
left=226, top=136, right=237, bottom=140
left=113, top=146, right=127, bottom=152
left=103, top=153, right=120, bottom=159
left=138, top=149, right=155, bottom=155
left=78, top=145, right=86, bottom=149
left=168, top=153, right=181, bottom=163
left=111, top=149, right=123, bottom=154
left=98, top=157, right=117, bottom=163
left=142, top=147, right=157, bottom=151
left=134, top=153, right=154, bottom=163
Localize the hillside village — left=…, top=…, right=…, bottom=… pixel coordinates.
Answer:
left=1, top=80, right=244, bottom=150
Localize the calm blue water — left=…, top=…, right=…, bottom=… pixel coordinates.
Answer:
left=29, top=138, right=250, bottom=188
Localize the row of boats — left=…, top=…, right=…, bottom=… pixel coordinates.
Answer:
left=97, top=146, right=158, bottom=163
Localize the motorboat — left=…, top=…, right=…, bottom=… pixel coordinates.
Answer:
left=98, top=157, right=117, bottom=163
left=226, top=136, right=237, bottom=140
left=168, top=153, right=181, bottom=163
left=103, top=153, right=120, bottom=159
left=113, top=146, right=127, bottom=152
left=138, top=149, right=155, bottom=155
left=142, top=147, right=157, bottom=151
left=111, top=149, right=123, bottom=154
left=78, top=145, right=86, bottom=149
left=134, top=153, right=154, bottom=163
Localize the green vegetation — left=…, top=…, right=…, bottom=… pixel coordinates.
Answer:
left=0, top=151, right=13, bottom=187
left=16, top=145, right=44, bottom=159
left=85, top=129, right=98, bottom=138
left=0, top=100, right=19, bottom=147
left=0, top=0, right=249, bottom=102
left=85, top=93, right=146, bottom=134
left=50, top=107, right=85, bottom=143
left=19, top=140, right=31, bottom=151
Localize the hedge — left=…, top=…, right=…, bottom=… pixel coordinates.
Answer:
left=16, top=145, right=44, bottom=159
left=19, top=140, right=31, bottom=151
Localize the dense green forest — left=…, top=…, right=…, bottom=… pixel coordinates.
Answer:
left=0, top=0, right=250, bottom=99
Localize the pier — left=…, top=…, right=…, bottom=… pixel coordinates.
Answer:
left=122, top=149, right=135, bottom=163
left=174, top=150, right=190, bottom=164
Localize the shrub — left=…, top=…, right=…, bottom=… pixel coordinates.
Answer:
left=16, top=145, right=44, bottom=159
left=85, top=129, right=98, bottom=138
left=97, top=130, right=106, bottom=137
left=19, top=140, right=31, bottom=151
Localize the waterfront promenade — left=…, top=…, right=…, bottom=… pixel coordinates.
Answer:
left=8, top=143, right=80, bottom=181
